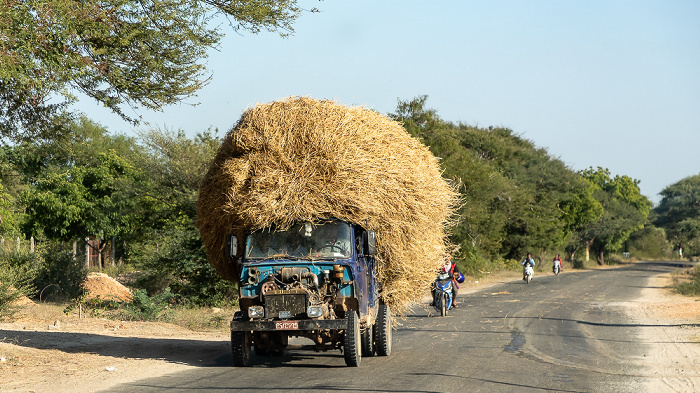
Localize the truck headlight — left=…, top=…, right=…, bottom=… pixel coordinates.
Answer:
left=307, top=306, right=323, bottom=318
left=248, top=306, right=264, bottom=319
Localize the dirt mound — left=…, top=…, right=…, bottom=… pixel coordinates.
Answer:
left=196, top=96, right=460, bottom=313
left=13, top=294, right=35, bottom=306
left=83, top=273, right=132, bottom=302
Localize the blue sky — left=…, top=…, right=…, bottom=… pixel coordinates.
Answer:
left=76, top=1, right=700, bottom=204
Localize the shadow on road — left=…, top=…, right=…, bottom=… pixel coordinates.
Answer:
left=1, top=329, right=230, bottom=367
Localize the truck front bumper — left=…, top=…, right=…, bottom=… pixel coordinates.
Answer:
left=230, top=318, right=348, bottom=332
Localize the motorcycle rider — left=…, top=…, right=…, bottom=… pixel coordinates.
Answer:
left=521, top=253, right=535, bottom=280
left=552, top=254, right=562, bottom=273
left=432, top=254, right=465, bottom=307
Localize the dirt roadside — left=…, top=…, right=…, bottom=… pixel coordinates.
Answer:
left=1, top=265, right=699, bottom=393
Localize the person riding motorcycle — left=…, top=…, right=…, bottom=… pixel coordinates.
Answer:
left=552, top=254, right=562, bottom=273
left=432, top=254, right=465, bottom=308
left=521, top=253, right=535, bottom=280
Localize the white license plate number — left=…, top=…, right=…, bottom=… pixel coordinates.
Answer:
left=275, top=321, right=299, bottom=330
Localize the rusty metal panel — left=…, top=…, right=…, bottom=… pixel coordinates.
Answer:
left=265, top=291, right=308, bottom=319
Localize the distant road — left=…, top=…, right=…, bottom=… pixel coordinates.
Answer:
left=105, top=261, right=698, bottom=393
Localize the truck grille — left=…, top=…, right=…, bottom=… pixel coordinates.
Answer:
left=264, top=289, right=308, bottom=319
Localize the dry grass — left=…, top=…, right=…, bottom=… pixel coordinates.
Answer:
left=196, top=97, right=460, bottom=314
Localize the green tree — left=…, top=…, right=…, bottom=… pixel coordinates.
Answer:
left=7, top=119, right=142, bottom=266
left=0, top=182, right=19, bottom=236
left=654, top=173, right=700, bottom=257
left=1, top=0, right=309, bottom=141
left=126, top=128, right=236, bottom=305
left=21, top=149, right=140, bottom=242
left=579, top=167, right=651, bottom=264
left=391, top=96, right=602, bottom=270
left=626, top=225, right=670, bottom=260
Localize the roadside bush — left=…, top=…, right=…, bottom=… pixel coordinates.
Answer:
left=626, top=226, right=671, bottom=260
left=133, top=228, right=238, bottom=307
left=458, top=246, right=521, bottom=278
left=0, top=250, right=40, bottom=320
left=35, top=250, right=87, bottom=301
left=675, top=267, right=700, bottom=296
left=120, top=288, right=175, bottom=321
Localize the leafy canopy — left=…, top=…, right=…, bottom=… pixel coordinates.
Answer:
left=578, top=167, right=651, bottom=262
left=654, top=173, right=700, bottom=253
left=0, top=0, right=307, bottom=142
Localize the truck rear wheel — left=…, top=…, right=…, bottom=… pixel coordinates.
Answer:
left=231, top=331, right=252, bottom=366
left=344, top=311, right=361, bottom=367
left=361, top=324, right=375, bottom=357
left=374, top=304, right=392, bottom=356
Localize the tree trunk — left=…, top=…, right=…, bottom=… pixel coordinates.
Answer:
left=96, top=238, right=109, bottom=269
left=96, top=237, right=102, bottom=270
left=84, top=237, right=90, bottom=269
left=596, top=249, right=605, bottom=265
left=566, top=244, right=578, bottom=263
left=111, top=237, right=116, bottom=267
left=584, top=238, right=595, bottom=262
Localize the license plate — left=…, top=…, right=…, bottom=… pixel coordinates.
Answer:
left=275, top=320, right=299, bottom=330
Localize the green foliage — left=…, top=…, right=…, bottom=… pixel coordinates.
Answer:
left=1, top=0, right=307, bottom=142
left=131, top=128, right=220, bottom=231
left=20, top=148, right=140, bottom=241
left=0, top=282, right=22, bottom=321
left=675, top=267, right=700, bottom=296
left=654, top=174, right=700, bottom=257
left=0, top=182, right=20, bottom=235
left=392, top=96, right=604, bottom=268
left=578, top=167, right=651, bottom=264
left=133, top=227, right=238, bottom=307
left=626, top=226, right=671, bottom=260
left=120, top=289, right=175, bottom=321
left=0, top=250, right=39, bottom=320
left=35, top=249, right=87, bottom=301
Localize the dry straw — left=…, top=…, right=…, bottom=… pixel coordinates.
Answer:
left=196, top=97, right=460, bottom=314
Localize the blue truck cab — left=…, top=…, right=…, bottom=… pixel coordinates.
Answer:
left=229, top=219, right=392, bottom=367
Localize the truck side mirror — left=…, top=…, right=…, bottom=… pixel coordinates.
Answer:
left=228, top=235, right=238, bottom=258
left=363, top=230, right=376, bottom=256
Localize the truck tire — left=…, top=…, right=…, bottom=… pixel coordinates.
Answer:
left=231, top=331, right=252, bottom=367
left=361, top=324, right=375, bottom=357
left=374, top=304, right=392, bottom=356
left=344, top=311, right=361, bottom=367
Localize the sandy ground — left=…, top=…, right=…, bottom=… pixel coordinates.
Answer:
left=631, top=274, right=700, bottom=392
left=1, top=265, right=698, bottom=393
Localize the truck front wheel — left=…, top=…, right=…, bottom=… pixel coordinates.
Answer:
left=231, top=331, right=252, bottom=366
left=374, top=304, right=392, bottom=356
left=343, top=311, right=361, bottom=367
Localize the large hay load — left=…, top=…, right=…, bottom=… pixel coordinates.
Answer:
left=196, top=97, right=459, bottom=313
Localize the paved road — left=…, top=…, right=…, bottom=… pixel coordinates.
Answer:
left=105, top=261, right=696, bottom=393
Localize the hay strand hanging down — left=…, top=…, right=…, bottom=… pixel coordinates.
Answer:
left=196, top=97, right=460, bottom=313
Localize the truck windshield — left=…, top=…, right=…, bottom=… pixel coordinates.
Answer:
left=245, top=221, right=353, bottom=259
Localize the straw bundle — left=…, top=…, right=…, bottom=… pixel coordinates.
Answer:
left=196, top=97, right=459, bottom=313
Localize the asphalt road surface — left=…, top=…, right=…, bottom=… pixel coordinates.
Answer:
left=104, top=261, right=696, bottom=393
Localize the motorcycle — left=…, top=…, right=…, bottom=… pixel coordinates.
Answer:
left=523, top=262, right=534, bottom=284
left=433, top=272, right=454, bottom=316
left=553, top=261, right=561, bottom=275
